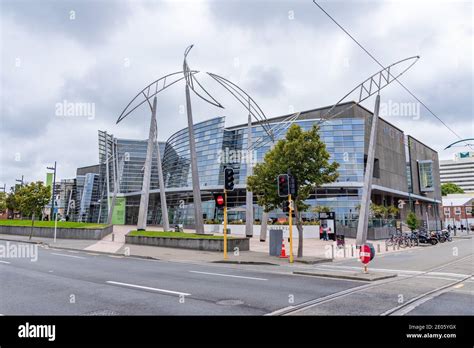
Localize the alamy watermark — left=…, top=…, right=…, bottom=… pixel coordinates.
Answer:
left=379, top=100, right=420, bottom=120
left=55, top=99, right=95, bottom=120
left=217, top=147, right=258, bottom=165
left=0, top=241, right=38, bottom=262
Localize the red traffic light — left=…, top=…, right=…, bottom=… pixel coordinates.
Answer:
left=214, top=193, right=226, bottom=208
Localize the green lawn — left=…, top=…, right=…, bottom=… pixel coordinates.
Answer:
left=0, top=220, right=108, bottom=229
left=128, top=230, right=236, bottom=239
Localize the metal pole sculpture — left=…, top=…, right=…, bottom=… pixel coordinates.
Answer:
left=137, top=97, right=158, bottom=231
left=309, top=56, right=420, bottom=246
left=154, top=99, right=170, bottom=231
left=117, top=47, right=273, bottom=234
left=356, top=94, right=380, bottom=245
left=245, top=99, right=254, bottom=237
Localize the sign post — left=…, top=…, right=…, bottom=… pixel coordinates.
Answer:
left=223, top=190, right=228, bottom=260
left=288, top=194, right=294, bottom=263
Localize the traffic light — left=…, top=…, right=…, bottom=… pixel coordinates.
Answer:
left=289, top=175, right=298, bottom=196
left=278, top=174, right=289, bottom=197
left=224, top=168, right=235, bottom=191
left=214, top=193, right=226, bottom=209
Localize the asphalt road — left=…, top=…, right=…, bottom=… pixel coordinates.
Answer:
left=287, top=237, right=473, bottom=315
left=0, top=240, right=361, bottom=315
left=0, top=237, right=472, bottom=315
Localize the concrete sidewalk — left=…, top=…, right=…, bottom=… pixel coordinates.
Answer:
left=0, top=223, right=435, bottom=267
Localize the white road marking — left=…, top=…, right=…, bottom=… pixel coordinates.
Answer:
left=51, top=253, right=85, bottom=259
left=106, top=281, right=190, bottom=296
left=0, top=260, right=11, bottom=264
left=67, top=250, right=79, bottom=253
left=189, top=270, right=267, bottom=281
left=317, top=264, right=470, bottom=278
left=108, top=255, right=124, bottom=258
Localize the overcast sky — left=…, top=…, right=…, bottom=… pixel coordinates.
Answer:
left=1, top=0, right=472, bottom=190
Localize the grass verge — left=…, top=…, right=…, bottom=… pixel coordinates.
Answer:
left=0, top=220, right=108, bottom=229
left=128, top=230, right=236, bottom=239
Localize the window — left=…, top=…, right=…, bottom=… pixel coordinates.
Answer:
left=417, top=160, right=434, bottom=192
left=455, top=207, right=461, bottom=215
left=444, top=208, right=450, bottom=216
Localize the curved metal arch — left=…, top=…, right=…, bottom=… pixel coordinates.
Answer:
left=116, top=70, right=200, bottom=124
left=248, top=56, right=420, bottom=151
left=444, top=138, right=474, bottom=150
left=183, top=45, right=224, bottom=108
left=206, top=72, right=274, bottom=141
left=317, top=55, right=420, bottom=125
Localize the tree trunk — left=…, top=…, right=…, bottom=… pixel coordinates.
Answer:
left=29, top=212, right=35, bottom=240
left=294, top=204, right=303, bottom=258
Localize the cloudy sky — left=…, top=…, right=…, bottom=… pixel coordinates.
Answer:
left=1, top=0, right=472, bottom=189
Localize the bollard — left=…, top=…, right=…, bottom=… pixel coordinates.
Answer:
left=377, top=244, right=381, bottom=253
left=331, top=244, right=334, bottom=259
left=351, top=244, right=354, bottom=257
left=385, top=244, right=388, bottom=252
left=392, top=243, right=395, bottom=251
left=343, top=245, right=346, bottom=258
left=112, top=233, right=115, bottom=242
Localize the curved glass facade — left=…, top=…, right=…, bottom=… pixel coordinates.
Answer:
left=96, top=102, right=439, bottom=228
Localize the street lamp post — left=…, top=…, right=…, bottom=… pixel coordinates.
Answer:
left=47, top=162, right=57, bottom=221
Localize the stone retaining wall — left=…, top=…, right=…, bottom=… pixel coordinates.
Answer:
left=0, top=225, right=113, bottom=240
left=125, top=234, right=250, bottom=251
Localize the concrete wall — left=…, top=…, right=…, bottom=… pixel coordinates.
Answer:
left=125, top=234, right=250, bottom=251
left=0, top=225, right=113, bottom=240
left=203, top=224, right=320, bottom=238
left=337, top=225, right=396, bottom=240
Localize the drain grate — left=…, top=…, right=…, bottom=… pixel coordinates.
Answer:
left=216, top=299, right=244, bottom=306
left=82, top=309, right=120, bottom=316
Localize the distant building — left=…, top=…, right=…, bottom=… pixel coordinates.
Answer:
left=442, top=193, right=474, bottom=229
left=440, top=152, right=474, bottom=193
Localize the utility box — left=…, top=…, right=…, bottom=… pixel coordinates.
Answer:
left=269, top=229, right=283, bottom=256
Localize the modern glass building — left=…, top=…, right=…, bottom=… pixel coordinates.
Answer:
left=96, top=101, right=442, bottom=230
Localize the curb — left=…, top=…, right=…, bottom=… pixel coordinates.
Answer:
left=0, top=237, right=45, bottom=245
left=0, top=237, right=160, bottom=261
left=212, top=260, right=280, bottom=266
left=293, top=270, right=397, bottom=282
left=294, top=258, right=333, bottom=265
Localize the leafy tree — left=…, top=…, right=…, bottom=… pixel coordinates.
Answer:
left=386, top=205, right=399, bottom=219
left=441, top=182, right=464, bottom=196
left=6, top=188, right=20, bottom=218
left=312, top=205, right=331, bottom=213
left=0, top=191, right=6, bottom=213
left=16, top=182, right=51, bottom=239
left=406, top=211, right=419, bottom=231
left=247, top=124, right=339, bottom=257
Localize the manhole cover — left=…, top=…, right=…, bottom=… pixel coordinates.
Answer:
left=216, top=299, right=244, bottom=306
left=82, top=309, right=120, bottom=316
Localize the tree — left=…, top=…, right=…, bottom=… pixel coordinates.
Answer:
left=386, top=205, right=399, bottom=219
left=312, top=205, right=331, bottom=213
left=406, top=211, right=419, bottom=231
left=6, top=188, right=20, bottom=218
left=16, top=182, right=51, bottom=239
left=247, top=124, right=339, bottom=257
left=441, top=182, right=464, bottom=196
left=0, top=191, right=6, bottom=213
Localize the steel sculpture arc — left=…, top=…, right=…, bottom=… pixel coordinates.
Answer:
left=317, top=55, right=420, bottom=125
left=183, top=45, right=224, bottom=109
left=444, top=139, right=474, bottom=150
left=116, top=70, right=198, bottom=124
left=247, top=56, right=420, bottom=151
